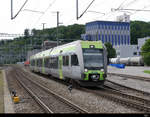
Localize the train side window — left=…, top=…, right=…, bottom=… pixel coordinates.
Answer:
left=63, top=56, right=69, bottom=66
left=63, top=56, right=65, bottom=66
left=37, top=59, right=39, bottom=67
left=49, top=57, right=58, bottom=69
left=32, top=60, right=34, bottom=66
left=66, top=56, right=69, bottom=66
left=40, top=59, right=42, bottom=67
left=45, top=58, right=49, bottom=68
left=71, top=54, right=79, bottom=66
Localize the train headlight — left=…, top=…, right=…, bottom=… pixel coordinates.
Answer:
left=101, top=69, right=104, bottom=72
left=84, top=69, right=88, bottom=72
left=90, top=45, right=95, bottom=48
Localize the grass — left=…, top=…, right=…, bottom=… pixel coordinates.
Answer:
left=144, top=70, right=150, bottom=74
left=0, top=70, right=4, bottom=113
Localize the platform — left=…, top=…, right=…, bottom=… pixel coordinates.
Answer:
left=108, top=66, right=150, bottom=78
left=2, top=70, right=15, bottom=113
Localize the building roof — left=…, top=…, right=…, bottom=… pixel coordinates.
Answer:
left=86, top=20, right=130, bottom=26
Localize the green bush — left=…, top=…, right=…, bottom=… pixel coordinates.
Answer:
left=141, top=39, right=150, bottom=66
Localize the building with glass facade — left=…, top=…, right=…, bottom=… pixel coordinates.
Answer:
left=82, top=21, right=130, bottom=46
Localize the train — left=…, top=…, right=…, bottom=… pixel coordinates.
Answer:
left=110, top=56, right=144, bottom=66
left=29, top=40, right=108, bottom=87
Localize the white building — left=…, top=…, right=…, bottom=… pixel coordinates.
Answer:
left=138, top=36, right=150, bottom=51
left=116, top=13, right=130, bottom=22
left=114, top=45, right=140, bottom=58
left=114, top=36, right=150, bottom=58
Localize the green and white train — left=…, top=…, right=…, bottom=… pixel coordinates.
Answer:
left=29, top=40, right=107, bottom=87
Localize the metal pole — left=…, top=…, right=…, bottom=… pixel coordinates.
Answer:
left=76, top=0, right=78, bottom=20
left=42, top=23, right=46, bottom=30
left=57, top=11, right=59, bottom=46
left=11, top=0, right=13, bottom=19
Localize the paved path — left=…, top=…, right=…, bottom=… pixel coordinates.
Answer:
left=3, top=70, right=15, bottom=113
left=0, top=70, right=4, bottom=113
left=108, top=66, right=150, bottom=78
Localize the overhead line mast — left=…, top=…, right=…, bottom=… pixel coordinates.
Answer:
left=76, top=0, right=95, bottom=20
left=11, top=0, right=28, bottom=20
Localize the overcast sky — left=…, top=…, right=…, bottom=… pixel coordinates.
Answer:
left=0, top=0, right=150, bottom=35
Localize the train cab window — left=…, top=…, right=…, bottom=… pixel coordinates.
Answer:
left=71, top=55, right=79, bottom=66
left=63, top=56, right=69, bottom=66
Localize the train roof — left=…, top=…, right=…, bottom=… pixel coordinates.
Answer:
left=30, top=40, right=103, bottom=59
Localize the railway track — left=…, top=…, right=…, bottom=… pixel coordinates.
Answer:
left=108, top=73, right=150, bottom=82
left=5, top=67, right=45, bottom=113
left=14, top=68, right=88, bottom=113
left=23, top=66, right=150, bottom=112
left=101, top=83, right=150, bottom=112
left=105, top=79, right=150, bottom=100
left=76, top=84, right=150, bottom=113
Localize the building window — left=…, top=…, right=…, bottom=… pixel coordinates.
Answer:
left=112, top=26, right=114, bottom=30
left=124, top=38, right=126, bottom=45
left=128, top=35, right=130, bottom=45
left=112, top=35, right=114, bottom=46
left=133, top=52, right=137, bottom=55
left=102, top=34, right=104, bottom=43
left=118, top=35, right=120, bottom=45
left=117, top=52, right=120, bottom=55
left=115, top=35, right=117, bottom=46
left=121, top=35, right=124, bottom=44
left=109, top=34, right=111, bottom=42
left=105, top=35, right=107, bottom=42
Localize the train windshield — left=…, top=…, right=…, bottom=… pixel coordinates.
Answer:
left=83, top=48, right=104, bottom=70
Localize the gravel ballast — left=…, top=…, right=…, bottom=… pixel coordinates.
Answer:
left=23, top=67, right=141, bottom=113
left=5, top=67, right=44, bottom=113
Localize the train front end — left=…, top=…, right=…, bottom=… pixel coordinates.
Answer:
left=79, top=41, right=107, bottom=87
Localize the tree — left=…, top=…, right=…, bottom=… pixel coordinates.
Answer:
left=24, top=29, right=30, bottom=38
left=130, top=21, right=150, bottom=44
left=104, top=42, right=116, bottom=64
left=141, top=39, right=150, bottom=66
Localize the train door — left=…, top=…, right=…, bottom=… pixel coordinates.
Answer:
left=71, top=54, right=81, bottom=79
left=62, top=55, right=71, bottom=78
left=58, top=55, right=63, bottom=79
left=34, top=59, right=37, bottom=71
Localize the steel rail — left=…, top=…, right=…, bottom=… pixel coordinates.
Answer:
left=106, top=79, right=150, bottom=97
left=101, top=85, right=150, bottom=112
left=23, top=66, right=150, bottom=112
left=14, top=71, right=53, bottom=113
left=16, top=68, right=88, bottom=113
left=76, top=85, right=150, bottom=112
left=108, top=73, right=150, bottom=82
